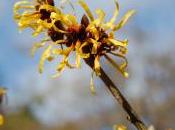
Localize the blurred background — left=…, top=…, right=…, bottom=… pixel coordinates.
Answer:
left=0, top=0, right=175, bottom=130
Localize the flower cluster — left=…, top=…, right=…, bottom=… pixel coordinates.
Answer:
left=14, top=0, right=135, bottom=92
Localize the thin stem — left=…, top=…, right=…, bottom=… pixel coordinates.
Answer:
left=99, top=67, right=147, bottom=130
left=85, top=57, right=147, bottom=130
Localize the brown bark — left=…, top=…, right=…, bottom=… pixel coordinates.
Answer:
left=99, top=67, right=147, bottom=130
left=85, top=57, right=147, bottom=130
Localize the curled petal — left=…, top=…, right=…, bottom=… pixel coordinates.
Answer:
left=52, top=23, right=68, bottom=33
left=52, top=45, right=74, bottom=56
left=65, top=14, right=78, bottom=25
left=14, top=1, right=33, bottom=16
left=32, top=25, right=44, bottom=36
left=37, top=19, right=52, bottom=28
left=65, top=59, right=75, bottom=69
left=94, top=9, right=105, bottom=26
left=104, top=54, right=128, bottom=78
left=52, top=57, right=74, bottom=78
left=109, top=0, right=119, bottom=24
left=109, top=32, right=115, bottom=39
left=31, top=38, right=50, bottom=57
left=78, top=0, right=94, bottom=21
left=52, top=60, right=66, bottom=78
left=17, top=13, right=41, bottom=31
left=88, top=38, right=99, bottom=54
left=90, top=72, right=96, bottom=95
left=94, top=56, right=101, bottom=76
left=76, top=53, right=81, bottom=68
left=54, top=40, right=67, bottom=44
left=39, top=45, right=52, bottom=73
left=105, top=0, right=119, bottom=29
left=64, top=45, right=74, bottom=56
left=52, top=48, right=63, bottom=55
left=112, top=10, right=136, bottom=31
left=51, top=12, right=74, bottom=26
left=107, top=38, right=128, bottom=48
left=119, top=47, right=128, bottom=55
left=52, top=20, right=68, bottom=33
left=87, top=25, right=99, bottom=40
left=75, top=41, right=81, bottom=68
left=110, top=52, right=128, bottom=70
left=79, top=42, right=90, bottom=58
left=14, top=1, right=31, bottom=9
left=75, top=40, right=81, bottom=50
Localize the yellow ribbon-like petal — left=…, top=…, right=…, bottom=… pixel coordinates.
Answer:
left=112, top=10, right=136, bottom=31
left=37, top=19, right=52, bottom=28
left=78, top=0, right=94, bottom=21
left=107, top=38, right=128, bottom=48
left=75, top=41, right=81, bottom=68
left=110, top=52, right=128, bottom=70
left=51, top=12, right=74, bottom=26
left=54, top=40, right=67, bottom=45
left=104, top=54, right=128, bottom=78
left=31, top=38, right=50, bottom=57
left=87, top=25, right=99, bottom=40
left=88, top=38, right=99, bottom=54
left=52, top=57, right=74, bottom=78
left=105, top=0, right=119, bottom=29
left=52, top=45, right=73, bottom=56
left=79, top=42, right=90, bottom=58
left=94, top=56, right=101, bottom=76
left=32, top=25, right=44, bottom=37
left=52, top=60, right=66, bottom=78
left=90, top=72, right=96, bottom=95
left=52, top=22, right=68, bottom=33
left=14, top=1, right=32, bottom=15
left=17, top=13, right=41, bottom=31
left=39, top=45, right=52, bottom=73
left=94, top=9, right=105, bottom=26
left=76, top=53, right=81, bottom=68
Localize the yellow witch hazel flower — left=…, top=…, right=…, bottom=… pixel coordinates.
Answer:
left=113, top=124, right=127, bottom=130
left=14, top=0, right=135, bottom=93
left=0, top=87, right=7, bottom=125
